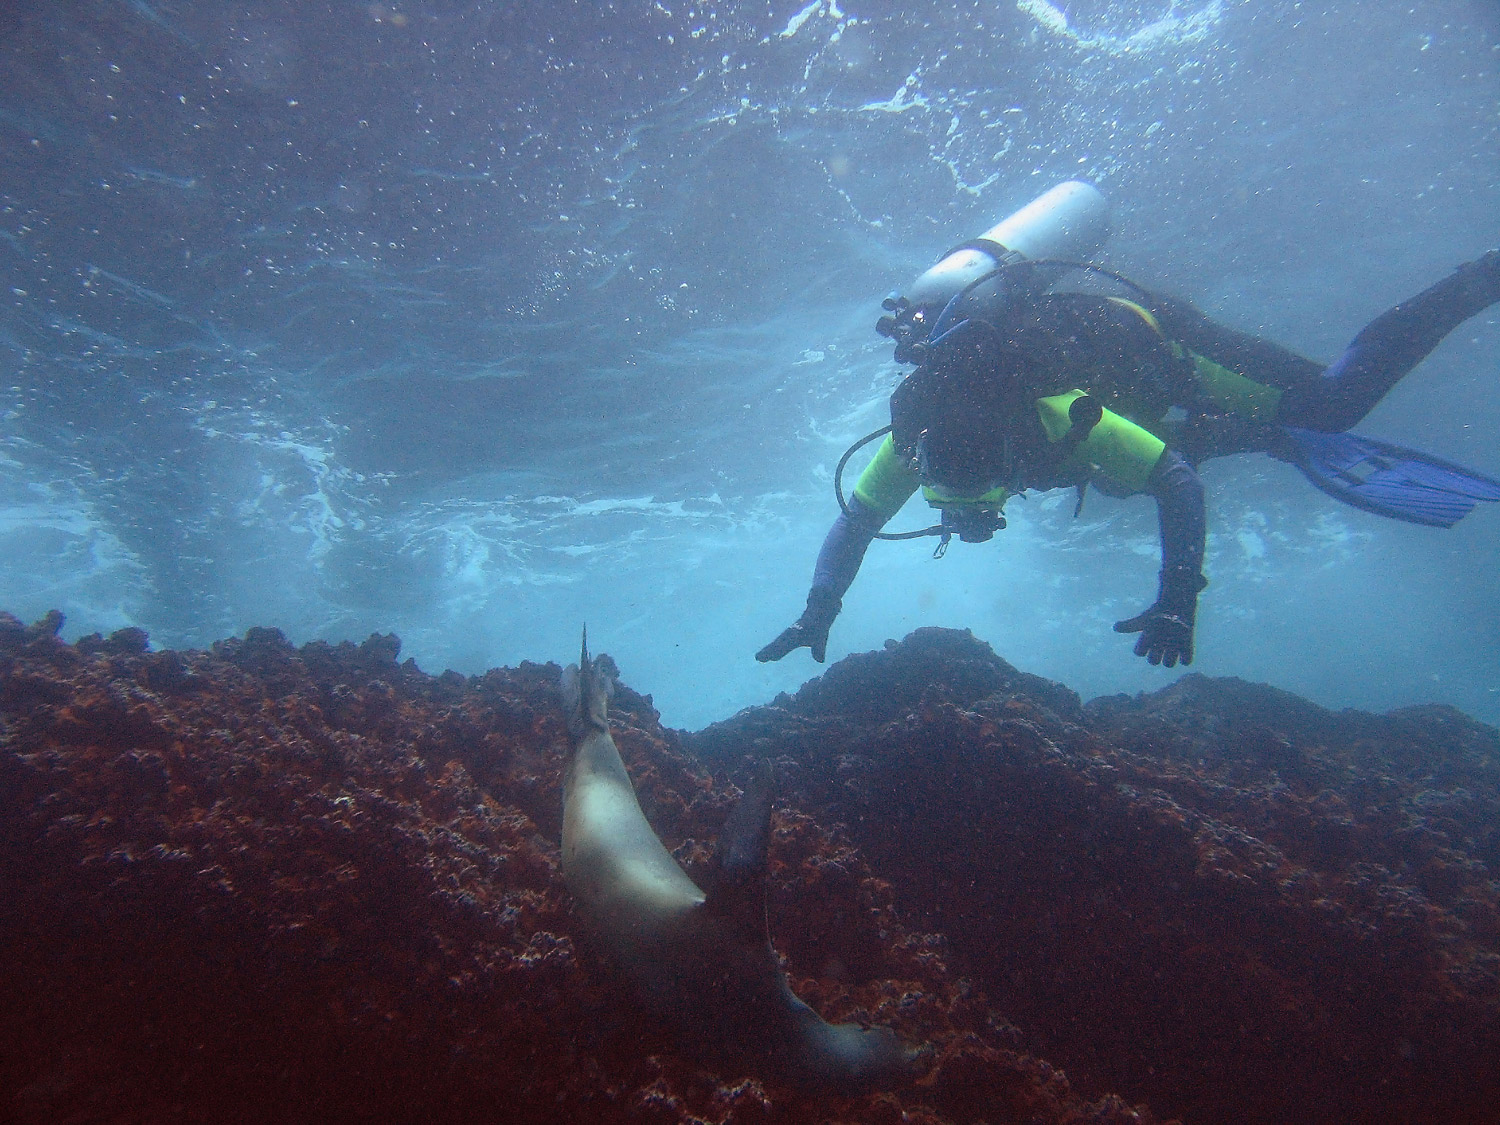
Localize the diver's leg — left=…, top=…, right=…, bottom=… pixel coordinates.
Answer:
left=1277, top=250, right=1500, bottom=432
left=1171, top=412, right=1282, bottom=465
left=1144, top=290, right=1324, bottom=389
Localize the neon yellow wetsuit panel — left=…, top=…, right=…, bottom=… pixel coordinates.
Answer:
left=1189, top=352, right=1284, bottom=421
left=1036, top=391, right=1167, bottom=494
left=850, top=394, right=1169, bottom=522
left=851, top=434, right=920, bottom=520
left=849, top=299, right=1282, bottom=523
left=1108, top=295, right=1285, bottom=422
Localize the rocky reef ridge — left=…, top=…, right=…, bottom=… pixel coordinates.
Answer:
left=2, top=613, right=1497, bottom=1124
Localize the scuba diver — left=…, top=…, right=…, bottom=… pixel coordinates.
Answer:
left=757, top=182, right=1500, bottom=670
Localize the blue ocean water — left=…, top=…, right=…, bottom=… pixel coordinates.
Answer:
left=0, top=0, right=1496, bottom=729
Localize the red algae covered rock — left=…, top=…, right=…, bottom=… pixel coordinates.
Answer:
left=689, top=627, right=1500, bottom=1125
left=0, top=613, right=1160, bottom=1125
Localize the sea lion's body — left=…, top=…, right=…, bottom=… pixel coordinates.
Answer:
left=560, top=635, right=916, bottom=1091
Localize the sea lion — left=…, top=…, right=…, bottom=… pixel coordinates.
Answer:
left=560, top=630, right=920, bottom=1092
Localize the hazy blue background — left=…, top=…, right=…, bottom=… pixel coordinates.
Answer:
left=1, top=0, right=1496, bottom=729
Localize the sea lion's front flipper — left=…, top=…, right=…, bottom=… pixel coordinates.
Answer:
left=704, top=758, right=775, bottom=946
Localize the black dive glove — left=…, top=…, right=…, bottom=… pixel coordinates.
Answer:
left=1113, top=565, right=1207, bottom=668
left=756, top=587, right=841, bottom=664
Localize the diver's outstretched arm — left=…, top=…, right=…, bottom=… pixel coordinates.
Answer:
left=756, top=497, right=884, bottom=663
left=1278, top=250, right=1500, bottom=432
left=1113, top=450, right=1208, bottom=668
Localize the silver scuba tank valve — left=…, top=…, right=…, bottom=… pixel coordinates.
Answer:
left=906, top=180, right=1109, bottom=312
left=875, top=181, right=1111, bottom=362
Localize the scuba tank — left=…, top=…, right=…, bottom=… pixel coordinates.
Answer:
left=876, top=180, right=1111, bottom=363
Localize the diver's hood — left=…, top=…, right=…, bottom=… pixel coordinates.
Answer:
left=911, top=427, right=1010, bottom=497
left=890, top=346, right=1030, bottom=496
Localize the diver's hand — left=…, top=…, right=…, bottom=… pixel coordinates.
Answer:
left=1113, top=606, right=1195, bottom=667
left=756, top=621, right=828, bottom=663
left=756, top=588, right=841, bottom=664
left=1114, top=567, right=1206, bottom=668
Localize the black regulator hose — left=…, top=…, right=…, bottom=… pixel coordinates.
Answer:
left=834, top=426, right=946, bottom=542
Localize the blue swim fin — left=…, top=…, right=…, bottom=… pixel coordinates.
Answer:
left=1279, top=427, right=1500, bottom=528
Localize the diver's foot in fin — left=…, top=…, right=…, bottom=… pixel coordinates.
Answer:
left=1405, top=249, right=1500, bottom=328
left=1450, top=248, right=1500, bottom=308
left=1280, top=426, right=1500, bottom=528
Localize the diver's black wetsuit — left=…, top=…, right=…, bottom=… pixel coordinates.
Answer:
left=1158, top=249, right=1500, bottom=446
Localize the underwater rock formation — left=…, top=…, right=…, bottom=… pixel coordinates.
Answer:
left=690, top=628, right=1500, bottom=1125
left=1, top=612, right=1497, bottom=1123
left=0, top=612, right=1153, bottom=1125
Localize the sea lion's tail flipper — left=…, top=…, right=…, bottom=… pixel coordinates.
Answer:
left=561, top=626, right=614, bottom=737
left=705, top=758, right=775, bottom=945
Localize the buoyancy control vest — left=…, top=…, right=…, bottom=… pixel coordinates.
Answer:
left=886, top=288, right=1198, bottom=496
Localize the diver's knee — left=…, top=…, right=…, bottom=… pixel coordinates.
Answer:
left=1274, top=386, right=1365, bottom=432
